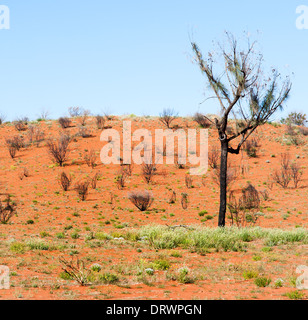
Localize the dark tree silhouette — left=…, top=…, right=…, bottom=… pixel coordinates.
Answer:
left=191, top=32, right=291, bottom=227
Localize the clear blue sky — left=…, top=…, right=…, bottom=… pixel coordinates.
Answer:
left=0, top=0, right=307, bottom=121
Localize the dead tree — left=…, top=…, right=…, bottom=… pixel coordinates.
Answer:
left=192, top=32, right=291, bottom=226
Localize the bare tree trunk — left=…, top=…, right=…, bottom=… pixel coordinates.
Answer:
left=219, top=139, right=228, bottom=227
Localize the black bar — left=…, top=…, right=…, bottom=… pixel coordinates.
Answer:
left=0, top=300, right=305, bottom=319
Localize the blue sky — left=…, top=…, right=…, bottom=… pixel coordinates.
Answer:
left=0, top=0, right=307, bottom=121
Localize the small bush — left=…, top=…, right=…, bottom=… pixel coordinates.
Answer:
left=0, top=113, right=6, bottom=125
left=159, top=108, right=178, bottom=128
left=14, top=117, right=28, bottom=131
left=27, top=125, right=45, bottom=146
left=254, top=277, right=271, bottom=287
left=59, top=256, right=90, bottom=286
left=78, top=109, right=91, bottom=126
left=285, top=290, right=306, bottom=300
left=128, top=190, right=153, bottom=211
left=10, top=242, right=26, bottom=254
left=5, top=136, right=25, bottom=159
left=243, top=138, right=261, bottom=158
left=152, top=259, right=171, bottom=270
left=58, top=117, right=71, bottom=129
left=91, top=264, right=102, bottom=272
left=177, top=267, right=195, bottom=284
left=59, top=172, right=72, bottom=191
left=77, top=125, right=92, bottom=138
left=228, top=183, right=261, bottom=227
left=141, top=163, right=157, bottom=184
left=46, top=134, right=71, bottom=167
left=243, top=270, right=259, bottom=280
left=193, top=113, right=211, bottom=128
left=115, top=169, right=129, bottom=190
left=74, top=180, right=90, bottom=201
left=84, top=149, right=97, bottom=168
left=91, top=172, right=100, bottom=189
left=208, top=146, right=220, bottom=169
left=299, top=126, right=308, bottom=136
left=185, top=175, right=193, bottom=188
left=96, top=115, right=105, bottom=129
left=0, top=195, right=17, bottom=224
left=100, top=272, right=119, bottom=284
left=290, top=162, right=303, bottom=189
left=169, top=191, right=176, bottom=204
left=181, top=193, right=189, bottom=209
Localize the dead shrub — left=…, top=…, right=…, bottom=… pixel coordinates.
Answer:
left=226, top=126, right=235, bottom=136
left=84, top=149, right=97, bottom=168
left=0, top=113, right=6, bottom=125
left=193, top=113, right=212, bottom=128
left=46, top=134, right=71, bottom=167
left=78, top=109, right=91, bottom=126
left=185, top=174, right=193, bottom=188
left=159, top=108, right=178, bottom=129
left=77, top=125, right=92, bottom=138
left=181, top=193, right=189, bottom=209
left=212, top=162, right=239, bottom=191
left=19, top=167, right=29, bottom=180
left=96, top=115, right=105, bottom=129
left=5, top=136, right=25, bottom=159
left=91, top=172, right=100, bottom=189
left=174, top=153, right=185, bottom=169
left=209, top=146, right=220, bottom=169
left=260, top=189, right=270, bottom=201
left=115, top=168, right=129, bottom=190
left=228, top=184, right=261, bottom=227
left=5, top=139, right=18, bottom=159
left=272, top=153, right=291, bottom=189
left=14, top=118, right=28, bottom=131
left=286, top=125, right=304, bottom=145
left=74, top=180, right=90, bottom=201
left=243, top=138, right=261, bottom=158
left=128, top=190, right=153, bottom=211
left=0, top=195, right=17, bottom=224
left=121, top=164, right=133, bottom=176
left=109, top=192, right=115, bottom=210
left=169, top=191, right=176, bottom=204
left=299, top=126, right=308, bottom=136
left=27, top=125, right=45, bottom=146
left=59, top=256, right=90, bottom=286
left=59, top=172, right=72, bottom=191
left=201, top=175, right=207, bottom=187
left=58, top=117, right=71, bottom=129
left=141, top=163, right=157, bottom=184
left=290, top=162, right=303, bottom=189
left=68, top=107, right=83, bottom=118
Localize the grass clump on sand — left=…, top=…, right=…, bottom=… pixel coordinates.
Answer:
left=120, top=225, right=308, bottom=253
